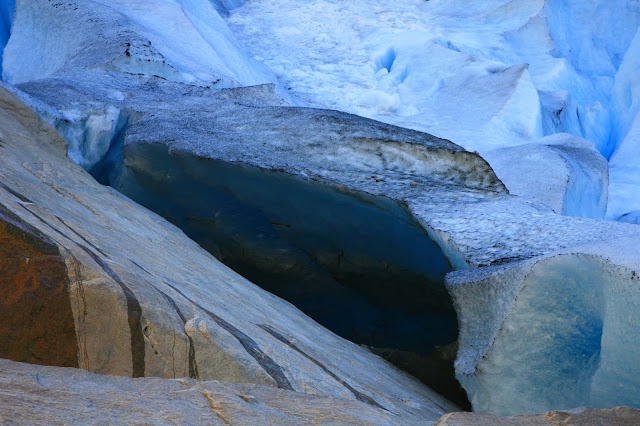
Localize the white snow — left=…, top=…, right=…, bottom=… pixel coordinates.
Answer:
left=90, top=0, right=274, bottom=86
left=227, top=0, right=640, bottom=220
left=3, top=0, right=273, bottom=88
left=484, top=133, right=608, bottom=219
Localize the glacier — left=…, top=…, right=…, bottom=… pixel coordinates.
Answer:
left=3, top=0, right=274, bottom=87
left=4, top=0, right=640, bottom=418
left=227, top=0, right=640, bottom=221
left=447, top=241, right=640, bottom=415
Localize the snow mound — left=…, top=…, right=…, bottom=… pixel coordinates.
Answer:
left=484, top=133, right=608, bottom=218
left=3, top=0, right=273, bottom=87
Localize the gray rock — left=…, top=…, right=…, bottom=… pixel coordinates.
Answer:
left=0, top=358, right=401, bottom=425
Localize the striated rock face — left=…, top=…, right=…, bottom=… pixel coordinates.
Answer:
left=0, top=359, right=399, bottom=426
left=0, top=77, right=457, bottom=421
left=436, top=406, right=640, bottom=426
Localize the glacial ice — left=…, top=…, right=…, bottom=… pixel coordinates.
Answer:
left=447, top=244, right=640, bottom=415
left=90, top=0, right=274, bottom=86
left=3, top=0, right=273, bottom=87
left=0, top=0, right=14, bottom=77
left=484, top=133, right=608, bottom=218
left=208, top=0, right=246, bottom=16
left=607, top=30, right=640, bottom=220
left=56, top=106, right=131, bottom=181
left=226, top=0, right=640, bottom=220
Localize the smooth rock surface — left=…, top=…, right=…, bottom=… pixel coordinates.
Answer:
left=0, top=359, right=400, bottom=425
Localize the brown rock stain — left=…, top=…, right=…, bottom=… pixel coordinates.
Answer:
left=0, top=218, right=79, bottom=367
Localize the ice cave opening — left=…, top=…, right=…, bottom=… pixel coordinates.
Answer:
left=100, top=141, right=470, bottom=408
left=0, top=0, right=14, bottom=78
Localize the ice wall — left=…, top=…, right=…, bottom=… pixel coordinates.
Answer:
left=90, top=0, right=273, bottom=86
left=543, top=0, right=640, bottom=157
left=607, top=31, right=640, bottom=219
left=449, top=250, right=640, bottom=414
left=483, top=134, right=609, bottom=219
left=0, top=0, right=14, bottom=77
left=55, top=107, right=132, bottom=184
